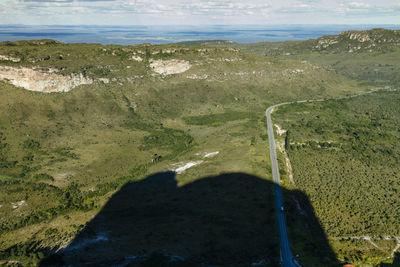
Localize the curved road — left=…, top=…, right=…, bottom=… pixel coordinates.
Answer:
left=266, top=104, right=297, bottom=267
left=265, top=88, right=396, bottom=266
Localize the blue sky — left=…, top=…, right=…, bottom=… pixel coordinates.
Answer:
left=0, top=0, right=399, bottom=25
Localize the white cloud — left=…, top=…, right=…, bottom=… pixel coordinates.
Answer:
left=334, top=1, right=400, bottom=16
left=347, top=2, right=371, bottom=8
left=0, top=0, right=399, bottom=24
left=180, top=0, right=271, bottom=16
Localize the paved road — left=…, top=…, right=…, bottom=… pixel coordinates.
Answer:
left=265, top=88, right=397, bottom=266
left=266, top=105, right=297, bottom=267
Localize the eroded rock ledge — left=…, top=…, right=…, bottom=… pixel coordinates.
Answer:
left=0, top=66, right=93, bottom=93
left=0, top=55, right=21, bottom=62
left=150, top=59, right=191, bottom=75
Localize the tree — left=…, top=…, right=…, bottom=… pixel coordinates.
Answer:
left=285, top=130, right=290, bottom=151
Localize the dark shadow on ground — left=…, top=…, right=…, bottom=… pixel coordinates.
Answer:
left=380, top=253, right=400, bottom=266
left=40, top=172, right=341, bottom=266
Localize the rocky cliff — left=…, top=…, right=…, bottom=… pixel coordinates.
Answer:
left=313, top=28, right=400, bottom=53
left=0, top=66, right=93, bottom=93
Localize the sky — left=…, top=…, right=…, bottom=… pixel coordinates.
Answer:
left=0, top=0, right=399, bottom=25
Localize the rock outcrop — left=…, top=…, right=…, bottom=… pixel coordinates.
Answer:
left=150, top=59, right=191, bottom=75
left=0, top=55, right=21, bottom=62
left=131, top=55, right=143, bottom=62
left=0, top=66, right=93, bottom=93
left=313, top=28, right=400, bottom=53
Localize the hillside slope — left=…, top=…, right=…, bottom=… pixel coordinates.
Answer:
left=230, top=28, right=400, bottom=55
left=0, top=38, right=371, bottom=266
left=230, top=29, right=400, bottom=87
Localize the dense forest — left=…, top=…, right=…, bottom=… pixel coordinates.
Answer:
left=274, top=90, right=400, bottom=264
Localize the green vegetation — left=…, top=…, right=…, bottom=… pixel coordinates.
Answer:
left=140, top=128, right=195, bottom=160
left=237, top=28, right=400, bottom=55
left=274, top=90, right=400, bottom=265
left=201, top=28, right=400, bottom=87
left=0, top=38, right=302, bottom=266
left=289, top=50, right=400, bottom=87
left=0, top=29, right=399, bottom=266
left=183, top=111, right=253, bottom=126
left=33, top=173, right=54, bottom=181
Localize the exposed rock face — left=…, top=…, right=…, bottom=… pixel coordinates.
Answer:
left=0, top=66, right=93, bottom=93
left=186, top=74, right=209, bottom=80
left=313, top=29, right=400, bottom=53
left=317, top=38, right=339, bottom=48
left=131, top=55, right=143, bottom=62
left=0, top=55, right=21, bottom=62
left=347, top=32, right=371, bottom=42
left=11, top=200, right=26, bottom=209
left=150, top=59, right=191, bottom=75
left=162, top=48, right=178, bottom=54
left=98, top=78, right=110, bottom=84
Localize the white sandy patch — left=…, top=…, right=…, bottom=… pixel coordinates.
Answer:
left=276, top=141, right=285, bottom=153
left=11, top=200, right=26, bottom=209
left=195, top=151, right=220, bottom=158
left=53, top=171, right=75, bottom=181
left=274, top=124, right=286, bottom=136
left=284, top=152, right=294, bottom=184
left=203, top=151, right=219, bottom=158
left=150, top=59, right=191, bottom=75
left=173, top=161, right=203, bottom=174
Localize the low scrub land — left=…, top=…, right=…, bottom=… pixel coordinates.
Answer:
left=274, top=90, right=400, bottom=265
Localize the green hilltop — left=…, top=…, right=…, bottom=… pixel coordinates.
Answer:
left=177, top=28, right=400, bottom=87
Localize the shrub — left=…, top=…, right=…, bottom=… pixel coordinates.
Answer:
left=33, top=173, right=54, bottom=181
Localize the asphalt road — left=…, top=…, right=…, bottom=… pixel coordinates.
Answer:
left=266, top=104, right=297, bottom=267
left=265, top=88, right=395, bottom=267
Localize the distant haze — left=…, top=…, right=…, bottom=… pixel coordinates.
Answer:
left=0, top=25, right=399, bottom=45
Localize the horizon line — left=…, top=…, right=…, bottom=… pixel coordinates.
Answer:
left=1, top=24, right=400, bottom=26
